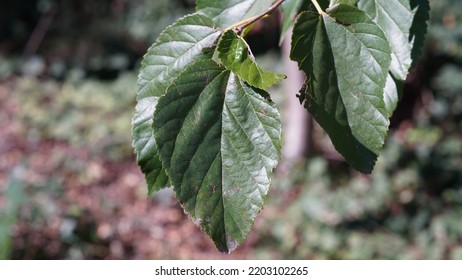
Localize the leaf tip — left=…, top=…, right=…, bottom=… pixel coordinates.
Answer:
left=224, top=234, right=239, bottom=254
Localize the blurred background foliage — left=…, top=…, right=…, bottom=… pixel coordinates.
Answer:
left=0, top=0, right=461, bottom=259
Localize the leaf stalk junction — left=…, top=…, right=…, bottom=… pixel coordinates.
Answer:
left=310, top=0, right=325, bottom=14
left=224, top=0, right=326, bottom=34
left=224, top=0, right=286, bottom=33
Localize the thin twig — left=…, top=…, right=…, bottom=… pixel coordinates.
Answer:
left=310, top=0, right=325, bottom=15
left=224, top=0, right=286, bottom=32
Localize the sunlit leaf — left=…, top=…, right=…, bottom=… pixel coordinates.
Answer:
left=357, top=0, right=430, bottom=116
left=217, top=30, right=285, bottom=90
left=358, top=0, right=414, bottom=81
left=196, top=0, right=274, bottom=28
left=153, top=58, right=281, bottom=253
left=280, top=0, right=305, bottom=43
left=133, top=13, right=221, bottom=193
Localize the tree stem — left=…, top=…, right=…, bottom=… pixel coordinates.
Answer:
left=224, top=0, right=286, bottom=32
left=310, top=0, right=325, bottom=15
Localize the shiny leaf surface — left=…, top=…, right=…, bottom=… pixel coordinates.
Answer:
left=196, top=0, right=274, bottom=28
left=217, top=30, right=285, bottom=90
left=153, top=58, right=281, bottom=252
left=133, top=13, right=220, bottom=193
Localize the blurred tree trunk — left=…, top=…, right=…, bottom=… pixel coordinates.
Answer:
left=280, top=30, right=312, bottom=170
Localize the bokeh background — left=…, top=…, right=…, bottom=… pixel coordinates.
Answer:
left=1, top=0, right=461, bottom=259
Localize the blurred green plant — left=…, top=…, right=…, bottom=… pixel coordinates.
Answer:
left=256, top=125, right=462, bottom=259
left=428, top=0, right=462, bottom=60
left=0, top=167, right=27, bottom=259
left=13, top=74, right=136, bottom=161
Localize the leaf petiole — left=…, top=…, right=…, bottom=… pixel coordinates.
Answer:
left=310, top=0, right=325, bottom=15
left=224, top=0, right=286, bottom=33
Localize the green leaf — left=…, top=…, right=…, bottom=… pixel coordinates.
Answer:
left=133, top=13, right=221, bottom=193
left=132, top=98, right=170, bottom=195
left=384, top=74, right=399, bottom=118
left=217, top=30, right=285, bottom=90
left=357, top=0, right=429, bottom=117
left=153, top=58, right=281, bottom=253
left=137, top=14, right=221, bottom=99
left=196, top=0, right=274, bottom=28
left=280, top=0, right=305, bottom=43
left=291, top=4, right=392, bottom=173
left=358, top=0, right=429, bottom=79
left=330, top=0, right=359, bottom=6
